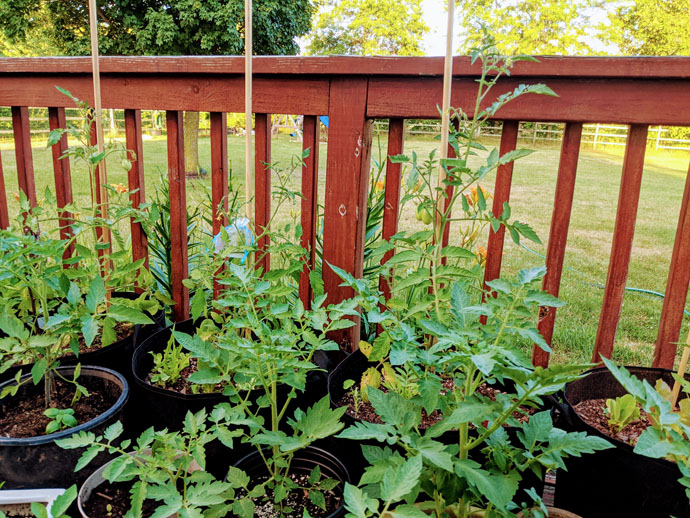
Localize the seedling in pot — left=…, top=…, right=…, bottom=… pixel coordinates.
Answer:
left=175, top=255, right=357, bottom=516
left=58, top=408, right=241, bottom=518
left=44, top=407, right=79, bottom=435
left=343, top=380, right=363, bottom=418
left=149, top=333, right=191, bottom=389
left=603, top=357, right=690, bottom=503
left=604, top=394, right=640, bottom=435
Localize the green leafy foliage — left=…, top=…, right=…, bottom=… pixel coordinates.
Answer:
left=603, top=358, right=690, bottom=504
left=605, top=394, right=641, bottom=434
left=149, top=334, right=191, bottom=389
left=334, top=41, right=612, bottom=518
left=0, top=0, right=313, bottom=57
left=44, top=407, right=78, bottom=435
left=27, top=485, right=77, bottom=518
left=0, top=90, right=157, bottom=414
left=307, top=0, right=428, bottom=56
left=57, top=409, right=242, bottom=518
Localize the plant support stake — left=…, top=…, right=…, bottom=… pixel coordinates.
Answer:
left=88, top=0, right=111, bottom=281
left=245, top=0, right=253, bottom=222
left=672, top=332, right=690, bottom=407
left=435, top=0, right=454, bottom=235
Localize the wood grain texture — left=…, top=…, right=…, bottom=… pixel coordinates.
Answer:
left=300, top=115, right=320, bottom=309
left=0, top=76, right=329, bottom=115
left=210, top=112, right=228, bottom=301
left=166, top=111, right=190, bottom=321
left=2, top=70, right=690, bottom=124
left=11, top=106, right=37, bottom=209
left=3, top=56, right=690, bottom=79
left=533, top=123, right=583, bottom=368
left=322, top=78, right=372, bottom=350
left=367, top=77, right=690, bottom=125
left=124, top=109, right=148, bottom=280
left=379, top=118, right=405, bottom=300
left=592, top=124, right=649, bottom=363
left=48, top=107, right=75, bottom=260
left=483, top=121, right=520, bottom=291
left=653, top=159, right=690, bottom=368
left=254, top=113, right=272, bottom=273
left=0, top=150, right=8, bottom=229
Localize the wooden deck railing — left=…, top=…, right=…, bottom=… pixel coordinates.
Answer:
left=0, top=56, right=689, bottom=368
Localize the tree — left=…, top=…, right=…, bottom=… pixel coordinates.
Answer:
left=457, top=0, right=604, bottom=55
left=603, top=0, right=690, bottom=56
left=0, top=0, right=315, bottom=173
left=307, top=0, right=429, bottom=56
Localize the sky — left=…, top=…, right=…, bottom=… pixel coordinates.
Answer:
left=421, top=0, right=459, bottom=56
left=420, top=0, right=616, bottom=56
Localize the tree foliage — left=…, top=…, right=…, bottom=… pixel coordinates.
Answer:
left=307, top=0, right=428, bottom=56
left=457, top=0, right=603, bottom=55
left=0, top=0, right=314, bottom=56
left=603, top=0, right=690, bottom=56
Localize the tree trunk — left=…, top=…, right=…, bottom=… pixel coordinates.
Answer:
left=184, top=111, right=200, bottom=177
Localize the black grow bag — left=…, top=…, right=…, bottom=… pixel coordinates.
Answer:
left=0, top=293, right=164, bottom=386
left=132, top=318, right=335, bottom=431
left=0, top=365, right=129, bottom=489
left=328, top=350, right=546, bottom=502
left=554, top=366, right=690, bottom=518
left=233, top=446, right=350, bottom=518
left=131, top=319, right=227, bottom=433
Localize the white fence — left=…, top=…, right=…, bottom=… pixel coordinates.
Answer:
left=3, top=112, right=690, bottom=152
left=373, top=121, right=690, bottom=151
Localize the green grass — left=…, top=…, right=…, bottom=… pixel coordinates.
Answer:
left=1, top=132, right=688, bottom=368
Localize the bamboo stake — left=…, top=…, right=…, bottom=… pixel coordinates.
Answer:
left=244, top=0, right=253, bottom=221
left=88, top=0, right=111, bottom=279
left=671, top=332, right=690, bottom=407
left=434, top=0, right=455, bottom=236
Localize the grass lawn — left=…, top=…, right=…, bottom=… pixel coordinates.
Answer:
left=1, top=131, right=688, bottom=368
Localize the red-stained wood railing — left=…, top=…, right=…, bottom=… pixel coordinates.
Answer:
left=0, top=150, right=8, bottom=229
left=379, top=118, right=404, bottom=300
left=210, top=111, right=229, bottom=301
left=533, top=123, right=583, bottom=367
left=0, top=56, right=689, bottom=362
left=299, top=115, right=320, bottom=309
left=165, top=110, right=189, bottom=321
left=48, top=107, right=75, bottom=261
left=12, top=106, right=37, bottom=210
left=124, top=109, right=148, bottom=278
left=254, top=112, right=272, bottom=273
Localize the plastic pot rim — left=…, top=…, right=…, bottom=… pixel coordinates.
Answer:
left=0, top=365, right=129, bottom=447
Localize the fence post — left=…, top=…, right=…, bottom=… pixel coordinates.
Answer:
left=656, top=125, right=662, bottom=150
left=593, top=123, right=600, bottom=150
left=322, top=77, right=372, bottom=351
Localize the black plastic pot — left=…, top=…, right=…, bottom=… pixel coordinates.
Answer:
left=132, top=319, right=335, bottom=431
left=233, top=446, right=350, bottom=518
left=131, top=319, right=227, bottom=434
left=0, top=293, right=164, bottom=386
left=554, top=366, right=690, bottom=518
left=0, top=365, right=129, bottom=489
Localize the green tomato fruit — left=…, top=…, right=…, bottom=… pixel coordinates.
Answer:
left=420, top=208, right=433, bottom=225
left=121, top=159, right=132, bottom=172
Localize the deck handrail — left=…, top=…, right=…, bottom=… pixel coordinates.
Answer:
left=0, top=55, right=689, bottom=369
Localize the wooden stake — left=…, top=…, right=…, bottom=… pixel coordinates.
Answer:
left=672, top=334, right=690, bottom=407
left=435, top=0, right=454, bottom=233
left=244, top=0, right=253, bottom=221
left=88, top=0, right=111, bottom=279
